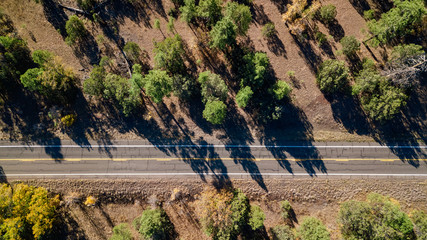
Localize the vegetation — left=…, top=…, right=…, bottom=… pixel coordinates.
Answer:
left=110, top=223, right=132, bottom=240
left=180, top=0, right=197, bottom=23
left=198, top=70, right=228, bottom=103
left=240, top=52, right=270, bottom=90
left=140, top=69, right=173, bottom=103
left=272, top=80, right=292, bottom=100
left=315, top=31, right=327, bottom=46
left=316, top=59, right=349, bottom=94
left=224, top=2, right=252, bottom=36
left=249, top=205, right=265, bottom=230
left=340, top=36, right=360, bottom=57
left=0, top=183, right=60, bottom=239
left=280, top=200, right=293, bottom=220
left=123, top=41, right=142, bottom=63
left=390, top=44, right=424, bottom=63
left=339, top=193, right=414, bottom=239
left=153, top=34, right=185, bottom=73
left=133, top=208, right=174, bottom=240
left=262, top=22, right=276, bottom=39
left=61, top=114, right=77, bottom=127
left=297, top=217, right=330, bottom=240
left=236, top=86, right=253, bottom=108
left=203, top=99, right=227, bottom=124
left=367, top=0, right=426, bottom=46
left=210, top=17, right=237, bottom=50
left=65, top=15, right=86, bottom=45
left=154, top=18, right=161, bottom=30
left=411, top=210, right=427, bottom=239
left=270, top=225, right=295, bottom=240
left=363, top=9, right=375, bottom=20
left=318, top=4, right=337, bottom=24
left=197, top=0, right=223, bottom=26
left=171, top=74, right=196, bottom=101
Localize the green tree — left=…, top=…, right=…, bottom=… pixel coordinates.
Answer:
left=203, top=100, right=227, bottom=124
left=340, top=36, right=360, bottom=57
left=198, top=70, right=228, bottom=103
left=171, top=74, right=196, bottom=101
left=197, top=0, right=223, bottom=26
left=110, top=223, right=132, bottom=240
left=316, top=59, right=349, bottom=94
left=31, top=50, right=53, bottom=66
left=209, top=17, right=237, bottom=50
left=367, top=0, right=426, bottom=46
left=262, top=22, right=276, bottom=39
left=270, top=225, right=295, bottom=240
left=280, top=200, right=293, bottom=220
left=123, top=41, right=142, bottom=63
left=224, top=2, right=252, bottom=36
left=241, top=52, right=270, bottom=90
left=77, top=0, right=96, bottom=12
left=140, top=69, right=173, bottom=103
left=154, top=18, right=161, bottom=30
left=249, top=205, right=265, bottom=230
left=83, top=65, right=106, bottom=96
left=390, top=44, right=424, bottom=63
left=133, top=208, right=173, bottom=240
left=318, top=4, right=337, bottom=24
left=339, top=193, right=414, bottom=240
left=103, top=73, right=141, bottom=116
left=297, top=217, right=330, bottom=240
left=180, top=0, right=197, bottom=23
left=167, top=17, right=175, bottom=33
left=236, top=86, right=253, bottom=108
left=410, top=210, right=427, bottom=240
left=154, top=34, right=185, bottom=73
left=65, top=15, right=86, bottom=45
left=272, top=80, right=292, bottom=100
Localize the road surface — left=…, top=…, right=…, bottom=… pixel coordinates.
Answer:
left=0, top=140, right=426, bottom=180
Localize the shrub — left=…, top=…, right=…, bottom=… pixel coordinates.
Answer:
left=367, top=0, right=426, bottom=46
left=297, top=217, right=330, bottom=240
left=249, top=205, right=265, bottom=230
left=225, top=2, right=252, bottom=36
left=410, top=210, right=427, bottom=240
left=197, top=0, right=223, bottom=26
left=270, top=225, right=295, bottom=240
left=167, top=17, right=175, bottom=33
left=140, top=70, right=173, bottom=103
left=133, top=208, right=173, bottom=240
left=210, top=17, right=237, bottom=50
left=287, top=70, right=296, bottom=78
left=154, top=18, right=161, bottom=29
left=315, top=31, right=327, bottom=46
left=272, top=80, right=292, bottom=100
left=203, top=100, right=227, bottom=124
left=61, top=114, right=77, bottom=127
left=236, top=86, right=253, bottom=108
left=198, top=71, right=228, bottom=103
left=390, top=44, right=424, bottom=63
left=32, top=50, right=53, bottom=66
left=123, top=41, right=141, bottom=63
left=84, top=196, right=96, bottom=206
left=65, top=15, right=86, bottom=45
left=316, top=59, right=349, bottom=94
left=280, top=200, right=293, bottom=220
left=363, top=9, right=375, bottom=20
left=318, top=4, right=336, bottom=24
left=180, top=0, right=197, bottom=23
left=154, top=34, right=185, bottom=73
left=340, top=36, right=360, bottom=57
left=240, top=52, right=270, bottom=90
left=339, top=193, right=414, bottom=240
left=110, top=223, right=132, bottom=240
left=262, top=22, right=276, bottom=38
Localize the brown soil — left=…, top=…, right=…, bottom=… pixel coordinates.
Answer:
left=14, top=178, right=427, bottom=239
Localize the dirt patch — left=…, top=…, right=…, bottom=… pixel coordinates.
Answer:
left=12, top=178, right=427, bottom=239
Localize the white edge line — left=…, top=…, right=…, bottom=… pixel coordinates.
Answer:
left=0, top=145, right=426, bottom=149
left=2, top=173, right=427, bottom=177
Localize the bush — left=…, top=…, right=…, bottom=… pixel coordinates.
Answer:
left=110, top=223, right=132, bottom=240
left=367, top=0, right=426, bottom=46
left=84, top=196, right=96, bottom=206
left=32, top=49, right=53, bottom=66
left=240, top=52, right=270, bottom=90
left=270, top=225, right=295, bottom=240
left=280, top=200, right=293, bottom=220
left=61, top=114, right=77, bottom=127
left=340, top=36, right=360, bottom=57
left=210, top=17, right=237, bottom=50
left=297, top=217, right=330, bottom=240
left=197, top=0, right=223, bottom=26
left=225, top=2, right=252, bottom=36
left=65, top=15, right=86, bottom=45
left=249, top=205, right=265, bottom=230
left=203, top=100, right=227, bottom=124
left=316, top=59, right=349, bottom=94
left=133, top=208, right=173, bottom=240
left=123, top=42, right=141, bottom=63
left=272, top=80, right=292, bottom=100
left=167, top=17, right=175, bottom=33
left=180, top=0, right=197, bottom=23
left=318, top=4, right=336, bottom=24
left=236, top=86, right=253, bottom=108
left=363, top=9, right=375, bottom=20
left=140, top=70, right=173, bottom=103
left=198, top=71, right=228, bottom=103
left=154, top=18, right=161, bottom=29
left=154, top=34, right=185, bottom=73
left=410, top=210, right=427, bottom=240
left=315, top=31, right=327, bottom=46
left=339, top=193, right=414, bottom=240
left=262, top=22, right=276, bottom=38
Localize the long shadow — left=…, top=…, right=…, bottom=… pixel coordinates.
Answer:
left=267, top=34, right=287, bottom=58
left=73, top=33, right=100, bottom=68
left=48, top=209, right=88, bottom=240
left=326, top=20, right=345, bottom=42
left=41, top=0, right=68, bottom=36
left=349, top=0, right=371, bottom=17
left=290, top=33, right=322, bottom=73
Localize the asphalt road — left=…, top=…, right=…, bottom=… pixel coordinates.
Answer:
left=0, top=140, right=426, bottom=181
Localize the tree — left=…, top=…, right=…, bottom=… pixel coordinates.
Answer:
left=140, top=69, right=173, bottom=103
left=367, top=0, right=426, bottom=46
left=209, top=17, right=237, bottom=50
left=167, top=17, right=175, bottom=33
left=270, top=225, right=295, bottom=240
left=340, top=36, right=360, bottom=57
left=133, top=208, right=173, bottom=240
left=262, top=22, right=276, bottom=39
left=77, top=0, right=96, bottom=12
left=171, top=74, right=196, bottom=101
left=297, top=217, right=330, bottom=240
left=197, top=0, right=223, bottom=26
left=272, top=80, right=292, bottom=100
left=154, top=18, right=161, bottom=30
left=224, top=2, right=252, bottom=36
left=180, top=0, right=197, bottom=23
left=83, top=65, right=106, bottom=96
left=203, top=100, right=227, bottom=124
left=236, top=86, right=253, bottom=108
left=65, top=15, right=86, bottom=45
left=240, top=52, right=270, bottom=90
left=280, top=200, right=293, bottom=220
left=318, top=4, right=336, bottom=24
left=123, top=42, right=142, bottom=63
left=154, top=34, right=185, bottom=74
left=198, top=71, right=228, bottom=103
left=410, top=210, right=427, bottom=240
left=103, top=73, right=141, bottom=116
left=339, top=193, right=414, bottom=240
left=110, top=223, right=132, bottom=240
left=390, top=44, right=424, bottom=62
left=249, top=205, right=265, bottom=230
left=316, top=59, right=349, bottom=94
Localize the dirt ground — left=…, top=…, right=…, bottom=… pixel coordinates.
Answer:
left=12, top=178, right=427, bottom=240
